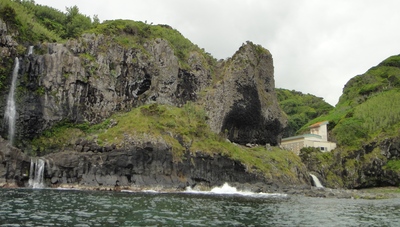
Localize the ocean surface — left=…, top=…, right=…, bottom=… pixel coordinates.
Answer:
left=0, top=184, right=399, bottom=226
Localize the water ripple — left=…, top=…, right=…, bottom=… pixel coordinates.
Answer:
left=1, top=188, right=400, bottom=226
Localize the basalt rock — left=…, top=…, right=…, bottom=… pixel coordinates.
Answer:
left=0, top=18, right=292, bottom=189
left=302, top=137, right=400, bottom=189
left=36, top=140, right=306, bottom=191
left=3, top=34, right=211, bottom=144
left=1, top=24, right=285, bottom=147
left=0, top=137, right=30, bottom=187
left=205, top=42, right=286, bottom=145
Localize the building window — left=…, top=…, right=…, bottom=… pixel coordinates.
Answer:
left=320, top=147, right=325, bottom=151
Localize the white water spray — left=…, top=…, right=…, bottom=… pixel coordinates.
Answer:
left=310, top=174, right=324, bottom=188
left=185, top=182, right=287, bottom=198
left=28, top=158, right=46, bottom=188
left=28, top=46, right=33, bottom=55
left=4, top=57, right=19, bottom=145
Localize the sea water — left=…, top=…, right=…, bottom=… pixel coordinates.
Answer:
left=0, top=187, right=399, bottom=226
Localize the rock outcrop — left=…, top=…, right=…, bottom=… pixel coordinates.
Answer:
left=0, top=137, right=30, bottom=187
left=0, top=20, right=285, bottom=147
left=0, top=17, right=292, bottom=190
left=43, top=142, right=273, bottom=190
left=0, top=134, right=309, bottom=191
left=205, top=42, right=286, bottom=145
left=12, top=35, right=211, bottom=144
left=301, top=137, right=400, bottom=189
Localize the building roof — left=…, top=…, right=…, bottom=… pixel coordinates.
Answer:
left=281, top=134, right=322, bottom=142
left=309, top=121, right=329, bottom=128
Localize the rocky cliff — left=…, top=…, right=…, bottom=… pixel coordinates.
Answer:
left=0, top=132, right=309, bottom=191
left=0, top=16, right=301, bottom=191
left=206, top=42, right=286, bottom=145
left=10, top=34, right=211, bottom=145
left=0, top=18, right=286, bottom=147
left=43, top=140, right=307, bottom=191
left=298, top=54, right=400, bottom=189
left=301, top=137, right=400, bottom=189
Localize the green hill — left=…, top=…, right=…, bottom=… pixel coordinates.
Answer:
left=299, top=55, right=400, bottom=189
left=300, top=55, right=400, bottom=149
left=276, top=88, right=333, bottom=137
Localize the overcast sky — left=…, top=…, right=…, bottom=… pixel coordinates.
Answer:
left=34, top=0, right=400, bottom=106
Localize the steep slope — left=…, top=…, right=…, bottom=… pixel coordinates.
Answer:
left=276, top=88, right=333, bottom=137
left=302, top=54, right=400, bottom=148
left=300, top=55, right=400, bottom=189
left=205, top=42, right=287, bottom=145
left=0, top=1, right=305, bottom=190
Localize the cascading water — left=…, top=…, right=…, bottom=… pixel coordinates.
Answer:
left=28, top=158, right=46, bottom=188
left=310, top=174, right=324, bottom=188
left=4, top=57, right=19, bottom=145
left=28, top=46, right=34, bottom=55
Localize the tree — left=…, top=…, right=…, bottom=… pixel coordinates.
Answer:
left=0, top=5, right=18, bottom=27
left=92, top=14, right=100, bottom=27
left=64, top=5, right=91, bottom=38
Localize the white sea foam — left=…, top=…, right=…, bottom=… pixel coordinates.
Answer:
left=185, top=182, right=287, bottom=198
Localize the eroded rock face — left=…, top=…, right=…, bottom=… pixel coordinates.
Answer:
left=0, top=137, right=30, bottom=187
left=44, top=146, right=254, bottom=189
left=36, top=141, right=306, bottom=191
left=0, top=20, right=294, bottom=189
left=6, top=35, right=211, bottom=143
left=1, top=18, right=285, bottom=147
left=0, top=133, right=309, bottom=190
left=302, top=137, right=400, bottom=189
left=205, top=42, right=287, bottom=145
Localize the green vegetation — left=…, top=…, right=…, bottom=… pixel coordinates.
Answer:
left=298, top=55, right=400, bottom=149
left=384, top=160, right=400, bottom=171
left=0, top=0, right=97, bottom=42
left=295, top=55, right=400, bottom=188
left=0, top=0, right=59, bottom=42
left=276, top=88, right=333, bottom=137
left=0, top=0, right=97, bottom=86
left=339, top=55, right=400, bottom=107
left=0, top=0, right=216, bottom=81
left=88, top=19, right=216, bottom=69
left=299, top=144, right=392, bottom=189
left=31, top=120, right=88, bottom=155
left=31, top=103, right=304, bottom=179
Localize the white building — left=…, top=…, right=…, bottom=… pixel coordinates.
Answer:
left=281, top=121, right=337, bottom=155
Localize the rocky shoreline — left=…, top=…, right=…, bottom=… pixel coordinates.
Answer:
left=1, top=180, right=398, bottom=200
left=1, top=135, right=399, bottom=200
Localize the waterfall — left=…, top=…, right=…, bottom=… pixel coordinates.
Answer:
left=310, top=174, right=324, bottom=188
left=28, top=158, right=46, bottom=189
left=4, top=57, right=19, bottom=145
left=28, top=46, right=34, bottom=55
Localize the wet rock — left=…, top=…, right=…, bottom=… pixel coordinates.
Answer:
left=34, top=141, right=308, bottom=191
left=0, top=137, right=30, bottom=186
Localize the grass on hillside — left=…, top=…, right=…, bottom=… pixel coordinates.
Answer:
left=88, top=19, right=216, bottom=70
left=301, top=89, right=400, bottom=149
left=31, top=103, right=304, bottom=179
left=0, top=0, right=61, bottom=43
left=298, top=54, right=400, bottom=149
left=276, top=88, right=333, bottom=137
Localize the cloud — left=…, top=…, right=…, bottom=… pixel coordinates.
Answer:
left=34, top=0, right=400, bottom=106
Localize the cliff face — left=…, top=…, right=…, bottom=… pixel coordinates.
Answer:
left=0, top=136, right=309, bottom=190
left=206, top=42, right=286, bottom=145
left=0, top=17, right=295, bottom=190
left=301, top=138, right=400, bottom=189
left=12, top=34, right=211, bottom=143
left=0, top=18, right=285, bottom=147
left=43, top=142, right=298, bottom=190
left=298, top=54, right=400, bottom=189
